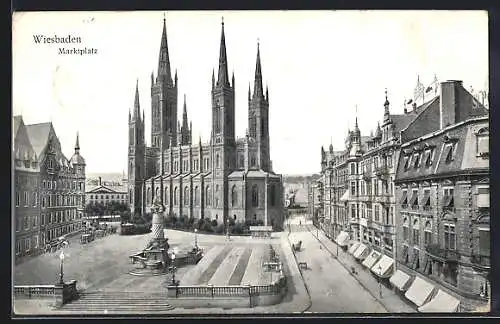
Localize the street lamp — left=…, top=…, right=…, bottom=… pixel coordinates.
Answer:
left=170, top=253, right=177, bottom=285
left=377, top=265, right=383, bottom=298
left=59, top=250, right=65, bottom=284
left=194, top=228, right=198, bottom=249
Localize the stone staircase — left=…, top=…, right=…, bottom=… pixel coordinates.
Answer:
left=60, top=291, right=175, bottom=313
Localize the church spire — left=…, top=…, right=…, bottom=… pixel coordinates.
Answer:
left=157, top=14, right=173, bottom=86
left=384, top=88, right=390, bottom=120
left=216, top=17, right=230, bottom=88
left=133, top=79, right=140, bottom=119
left=75, top=131, right=80, bottom=152
left=253, top=39, right=264, bottom=98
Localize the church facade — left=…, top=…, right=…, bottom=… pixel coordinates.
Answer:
left=127, top=18, right=284, bottom=230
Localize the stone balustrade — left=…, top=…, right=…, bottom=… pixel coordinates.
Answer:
left=14, top=280, right=78, bottom=307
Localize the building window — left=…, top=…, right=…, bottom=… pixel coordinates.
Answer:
left=174, top=187, right=178, bottom=206
left=270, top=184, right=276, bottom=207
left=23, top=216, right=29, bottom=230
left=215, top=184, right=220, bottom=207
left=216, top=154, right=220, bottom=169
left=444, top=143, right=457, bottom=163
left=32, top=215, right=37, bottom=228
left=34, top=235, right=39, bottom=248
left=424, top=221, right=432, bottom=246
left=387, top=155, right=393, bottom=168
left=403, top=155, right=411, bottom=170
left=147, top=188, right=152, bottom=205
left=184, top=186, right=189, bottom=205
left=409, top=189, right=419, bottom=209
left=194, top=186, right=200, bottom=206
left=16, top=192, right=20, bottom=207
left=351, top=204, right=356, bottom=219
left=129, top=190, right=132, bottom=204
left=231, top=185, right=238, bottom=207
left=350, top=181, right=356, bottom=196
left=350, top=163, right=356, bottom=175
left=413, top=153, right=420, bottom=168
left=412, top=219, right=420, bottom=245
left=477, top=187, right=489, bottom=208
left=403, top=217, right=409, bottom=241
left=422, top=189, right=431, bottom=209
left=374, top=205, right=380, bottom=222
left=251, top=156, right=256, bottom=167
left=373, top=179, right=379, bottom=196
left=205, top=186, right=211, bottom=206
left=32, top=192, right=37, bottom=207
left=476, top=128, right=489, bottom=157
left=16, top=240, right=21, bottom=255
left=479, top=229, right=490, bottom=256
left=444, top=224, right=456, bottom=250
left=252, top=185, right=259, bottom=207
left=239, top=155, right=244, bottom=168
left=25, top=238, right=31, bottom=252
left=443, top=188, right=454, bottom=209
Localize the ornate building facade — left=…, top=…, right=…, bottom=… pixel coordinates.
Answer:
left=13, top=116, right=86, bottom=260
left=128, top=18, right=284, bottom=229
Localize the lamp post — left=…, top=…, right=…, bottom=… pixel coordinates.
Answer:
left=194, top=228, right=198, bottom=249
left=59, top=250, right=65, bottom=284
left=171, top=253, right=177, bottom=285
left=378, top=265, right=383, bottom=298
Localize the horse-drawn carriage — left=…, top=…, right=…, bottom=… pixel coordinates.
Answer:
left=44, top=236, right=69, bottom=253
left=292, top=240, right=302, bottom=252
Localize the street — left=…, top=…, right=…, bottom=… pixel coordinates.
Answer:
left=288, top=215, right=387, bottom=313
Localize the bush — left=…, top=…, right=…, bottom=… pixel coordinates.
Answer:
left=228, top=218, right=236, bottom=227
left=215, top=224, right=225, bottom=234
left=211, top=219, right=218, bottom=227
left=202, top=222, right=213, bottom=233
left=232, top=222, right=244, bottom=235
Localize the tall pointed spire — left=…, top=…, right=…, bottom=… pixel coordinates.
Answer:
left=75, top=131, right=80, bottom=152
left=384, top=88, right=390, bottom=120
left=248, top=83, right=251, bottom=101
left=158, top=14, right=173, bottom=86
left=212, top=68, right=215, bottom=89
left=217, top=17, right=230, bottom=87
left=253, top=39, right=264, bottom=97
left=133, top=79, right=140, bottom=118
left=182, top=94, right=188, bottom=127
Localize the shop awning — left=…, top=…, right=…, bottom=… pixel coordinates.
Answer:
left=362, top=250, right=381, bottom=269
left=348, top=242, right=361, bottom=255
left=404, top=276, right=435, bottom=307
left=335, top=231, right=350, bottom=247
left=340, top=190, right=350, bottom=202
left=418, top=289, right=460, bottom=313
left=371, top=254, right=394, bottom=278
left=353, top=243, right=370, bottom=260
left=390, top=270, right=412, bottom=292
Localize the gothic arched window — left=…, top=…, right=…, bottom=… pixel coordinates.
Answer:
left=155, top=187, right=159, bottom=200
left=174, top=187, right=178, bottom=206
left=215, top=107, right=221, bottom=133
left=252, top=185, right=259, bottom=207
left=231, top=185, right=238, bottom=207
left=239, top=155, right=244, bottom=168
left=250, top=115, right=257, bottom=137
left=184, top=186, right=189, bottom=205
left=216, top=154, right=220, bottom=169
left=147, top=187, right=152, bottom=205
left=129, top=190, right=132, bottom=204
left=261, top=116, right=265, bottom=138
left=195, top=186, right=200, bottom=206
left=215, top=184, right=220, bottom=207
left=164, top=187, right=169, bottom=205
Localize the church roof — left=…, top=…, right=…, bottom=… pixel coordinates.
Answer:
left=228, top=170, right=245, bottom=178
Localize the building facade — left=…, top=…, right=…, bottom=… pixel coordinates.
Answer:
left=394, top=81, right=489, bottom=301
left=128, top=18, right=284, bottom=229
left=13, top=116, right=86, bottom=260
left=86, top=177, right=128, bottom=205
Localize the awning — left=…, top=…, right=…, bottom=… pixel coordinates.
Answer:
left=362, top=250, right=381, bottom=269
left=340, top=190, right=350, bottom=202
left=404, top=276, right=435, bottom=307
left=390, top=270, right=412, bottom=292
left=335, top=231, right=350, bottom=247
left=418, top=289, right=460, bottom=313
left=348, top=242, right=361, bottom=255
left=353, top=244, right=370, bottom=260
left=371, top=255, right=394, bottom=278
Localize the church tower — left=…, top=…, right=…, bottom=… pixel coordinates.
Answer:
left=248, top=41, right=271, bottom=171
left=151, top=16, right=178, bottom=155
left=128, top=81, right=146, bottom=215
left=211, top=18, right=236, bottom=226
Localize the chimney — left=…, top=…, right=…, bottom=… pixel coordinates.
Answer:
left=440, top=80, right=462, bottom=129
left=99, top=177, right=102, bottom=186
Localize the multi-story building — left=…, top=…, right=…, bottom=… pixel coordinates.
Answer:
left=394, top=80, right=489, bottom=306
left=128, top=18, right=284, bottom=229
left=13, top=116, right=41, bottom=259
left=86, top=177, right=128, bottom=205
left=13, top=116, right=86, bottom=260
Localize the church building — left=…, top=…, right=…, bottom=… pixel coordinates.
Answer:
left=128, top=17, right=284, bottom=230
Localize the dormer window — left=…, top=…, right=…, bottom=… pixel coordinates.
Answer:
left=422, top=189, right=431, bottom=210
left=413, top=153, right=420, bottom=169
left=400, top=190, right=408, bottom=207
left=409, top=189, right=418, bottom=209
left=476, top=127, right=489, bottom=158
left=423, top=149, right=433, bottom=167
left=443, top=188, right=454, bottom=210
left=444, top=143, right=457, bottom=163
left=403, top=155, right=411, bottom=170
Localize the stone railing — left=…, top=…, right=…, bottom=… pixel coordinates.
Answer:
left=166, top=275, right=287, bottom=308
left=14, top=280, right=78, bottom=307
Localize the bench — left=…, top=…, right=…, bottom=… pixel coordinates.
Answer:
left=298, top=262, right=308, bottom=270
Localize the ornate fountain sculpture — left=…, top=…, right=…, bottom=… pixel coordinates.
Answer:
left=129, top=198, right=170, bottom=275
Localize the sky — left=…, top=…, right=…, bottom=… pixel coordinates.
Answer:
left=12, top=10, right=488, bottom=176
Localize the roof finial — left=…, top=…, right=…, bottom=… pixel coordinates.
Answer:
left=163, top=12, right=166, bottom=21
left=385, top=88, right=388, bottom=101
left=221, top=16, right=224, bottom=26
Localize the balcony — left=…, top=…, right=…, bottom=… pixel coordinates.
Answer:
left=374, top=195, right=391, bottom=205
left=471, top=254, right=491, bottom=268
left=425, top=244, right=459, bottom=262
left=382, top=223, right=395, bottom=235
left=362, top=171, right=372, bottom=181
left=374, top=165, right=389, bottom=178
